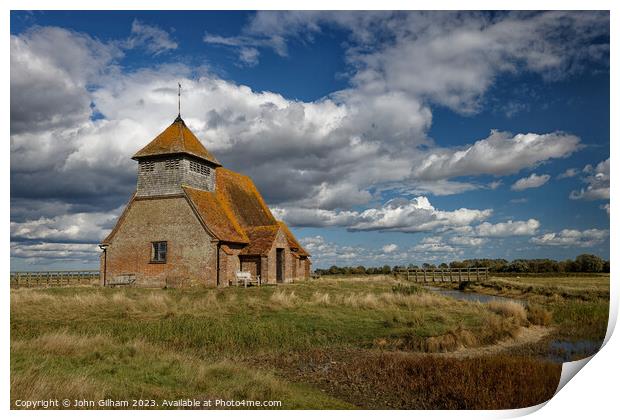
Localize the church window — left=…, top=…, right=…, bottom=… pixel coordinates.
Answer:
left=151, top=241, right=167, bottom=263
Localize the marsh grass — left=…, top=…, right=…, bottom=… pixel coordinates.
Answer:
left=487, top=301, right=528, bottom=325
left=10, top=275, right=578, bottom=409
left=268, top=349, right=561, bottom=409
left=526, top=304, right=553, bottom=326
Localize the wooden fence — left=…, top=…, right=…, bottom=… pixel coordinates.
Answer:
left=394, top=267, right=489, bottom=283
left=10, top=270, right=100, bottom=288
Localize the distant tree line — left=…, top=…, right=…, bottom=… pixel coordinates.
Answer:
left=315, top=254, right=610, bottom=275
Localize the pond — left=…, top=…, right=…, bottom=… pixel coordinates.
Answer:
left=547, top=340, right=602, bottom=363
left=423, top=285, right=522, bottom=304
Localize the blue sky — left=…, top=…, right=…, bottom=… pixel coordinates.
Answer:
left=10, top=11, right=610, bottom=269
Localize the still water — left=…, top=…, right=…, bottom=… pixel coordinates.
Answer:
left=423, top=285, right=521, bottom=304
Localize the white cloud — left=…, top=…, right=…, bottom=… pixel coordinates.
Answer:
left=238, top=47, right=260, bottom=66
left=275, top=196, right=492, bottom=232
left=570, top=158, right=609, bottom=200
left=10, top=15, right=608, bottom=265
left=10, top=26, right=120, bottom=134
left=488, top=180, right=503, bottom=190
left=413, top=130, right=580, bottom=180
left=531, top=229, right=609, bottom=247
left=413, top=242, right=458, bottom=253
left=475, top=219, right=540, bottom=237
left=125, top=20, right=178, bottom=55
left=11, top=242, right=100, bottom=262
left=382, top=243, right=399, bottom=253
left=448, top=236, right=487, bottom=247
left=511, top=173, right=551, bottom=191
left=404, top=179, right=480, bottom=196
left=10, top=208, right=122, bottom=243
left=226, top=11, right=608, bottom=112
left=557, top=168, right=579, bottom=179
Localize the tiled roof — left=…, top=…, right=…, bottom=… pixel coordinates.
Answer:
left=278, top=221, right=309, bottom=256
left=182, top=169, right=305, bottom=258
left=240, top=225, right=280, bottom=255
left=132, top=116, right=221, bottom=166
left=215, top=168, right=277, bottom=228
left=183, top=186, right=249, bottom=244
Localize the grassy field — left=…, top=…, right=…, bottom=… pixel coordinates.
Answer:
left=10, top=274, right=604, bottom=409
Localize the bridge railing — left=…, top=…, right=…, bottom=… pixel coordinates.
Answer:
left=10, top=270, right=100, bottom=288
left=393, top=267, right=489, bottom=282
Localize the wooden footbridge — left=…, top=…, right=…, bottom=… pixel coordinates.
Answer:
left=394, top=267, right=489, bottom=282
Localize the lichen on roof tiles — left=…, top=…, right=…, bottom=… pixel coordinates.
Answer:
left=132, top=116, right=221, bottom=166
left=183, top=186, right=248, bottom=244
left=215, top=168, right=277, bottom=228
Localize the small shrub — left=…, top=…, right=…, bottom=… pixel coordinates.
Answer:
left=392, top=283, right=422, bottom=295
left=269, top=290, right=298, bottom=307
left=340, top=293, right=380, bottom=309
left=487, top=300, right=528, bottom=325
left=527, top=304, right=553, bottom=326
left=311, top=292, right=331, bottom=306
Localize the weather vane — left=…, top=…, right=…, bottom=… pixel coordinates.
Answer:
left=178, top=82, right=181, bottom=117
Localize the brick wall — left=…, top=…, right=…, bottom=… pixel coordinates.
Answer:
left=264, top=228, right=293, bottom=284
left=104, top=196, right=217, bottom=287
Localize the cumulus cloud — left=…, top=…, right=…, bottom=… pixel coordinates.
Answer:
left=511, top=173, right=551, bottom=191
left=299, top=236, right=380, bottom=266
left=413, top=131, right=580, bottom=180
left=125, top=20, right=178, bottom=55
left=10, top=208, right=122, bottom=244
left=299, top=235, right=461, bottom=267
left=475, top=219, right=540, bottom=237
left=10, top=26, right=120, bottom=134
left=557, top=168, right=579, bottom=179
left=382, top=243, right=398, bottom=253
left=531, top=229, right=609, bottom=247
left=448, top=236, right=487, bottom=247
left=11, top=242, right=101, bottom=262
left=275, top=196, right=492, bottom=233
left=10, top=13, right=609, bottom=266
left=217, top=11, right=608, bottom=111
left=570, top=158, right=610, bottom=200
left=410, top=236, right=456, bottom=253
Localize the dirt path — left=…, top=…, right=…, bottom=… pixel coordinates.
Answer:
left=438, top=325, right=553, bottom=358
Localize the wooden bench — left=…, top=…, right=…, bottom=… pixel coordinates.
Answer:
left=107, top=274, right=136, bottom=287
left=234, top=271, right=261, bottom=288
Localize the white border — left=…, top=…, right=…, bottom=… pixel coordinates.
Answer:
left=2, top=1, right=617, bottom=419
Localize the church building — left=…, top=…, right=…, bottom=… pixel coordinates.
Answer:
left=99, top=113, right=310, bottom=287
